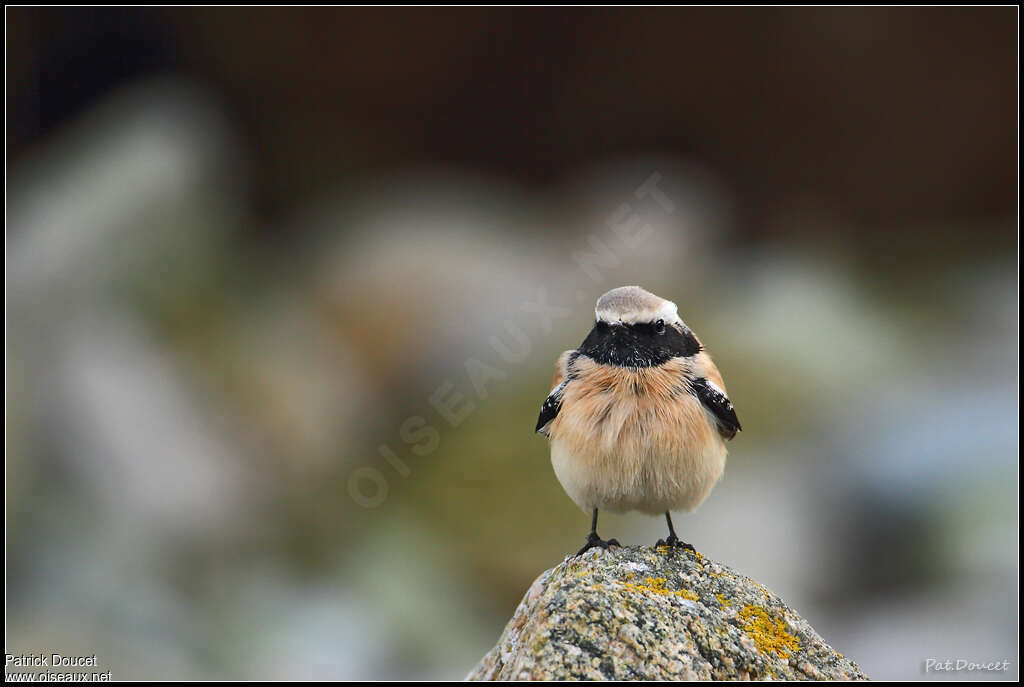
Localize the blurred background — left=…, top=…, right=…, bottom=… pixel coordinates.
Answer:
left=5, top=7, right=1018, bottom=681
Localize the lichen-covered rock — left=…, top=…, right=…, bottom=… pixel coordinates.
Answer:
left=467, top=546, right=867, bottom=681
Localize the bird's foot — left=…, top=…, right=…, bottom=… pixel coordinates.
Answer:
left=576, top=533, right=621, bottom=556
left=655, top=534, right=696, bottom=553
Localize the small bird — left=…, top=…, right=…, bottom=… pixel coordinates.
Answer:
left=536, top=285, right=740, bottom=556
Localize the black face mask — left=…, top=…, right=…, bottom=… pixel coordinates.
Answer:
left=577, top=320, right=701, bottom=368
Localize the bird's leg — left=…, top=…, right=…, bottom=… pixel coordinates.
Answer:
left=576, top=508, right=620, bottom=555
left=656, top=511, right=695, bottom=552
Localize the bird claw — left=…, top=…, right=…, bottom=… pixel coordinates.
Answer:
left=576, top=533, right=621, bottom=556
left=656, top=535, right=696, bottom=553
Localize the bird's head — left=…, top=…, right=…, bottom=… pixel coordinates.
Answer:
left=580, top=286, right=700, bottom=367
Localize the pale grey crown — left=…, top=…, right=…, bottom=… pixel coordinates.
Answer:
left=595, top=285, right=681, bottom=326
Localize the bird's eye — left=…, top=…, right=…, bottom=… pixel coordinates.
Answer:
left=655, top=319, right=666, bottom=334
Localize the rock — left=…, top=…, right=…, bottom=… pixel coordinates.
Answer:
left=467, top=546, right=867, bottom=681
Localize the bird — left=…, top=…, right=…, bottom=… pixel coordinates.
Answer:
left=535, top=285, right=740, bottom=556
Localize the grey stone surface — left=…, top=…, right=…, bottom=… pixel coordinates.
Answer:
left=467, top=545, right=868, bottom=681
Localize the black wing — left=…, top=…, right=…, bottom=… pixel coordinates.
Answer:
left=535, top=380, right=567, bottom=435
left=691, top=377, right=741, bottom=440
